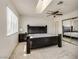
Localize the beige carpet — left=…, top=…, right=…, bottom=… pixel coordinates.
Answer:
left=63, top=37, right=78, bottom=45
left=10, top=41, right=78, bottom=59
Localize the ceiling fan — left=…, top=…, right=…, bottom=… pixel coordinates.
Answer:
left=46, top=10, right=63, bottom=17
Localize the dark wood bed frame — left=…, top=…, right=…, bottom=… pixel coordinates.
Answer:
left=27, top=25, right=47, bottom=34
left=26, top=25, right=62, bottom=54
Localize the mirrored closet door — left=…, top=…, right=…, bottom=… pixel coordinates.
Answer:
left=62, top=17, right=78, bottom=45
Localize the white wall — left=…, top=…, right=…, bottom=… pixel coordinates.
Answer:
left=19, top=10, right=78, bottom=35
left=0, top=0, right=19, bottom=59
left=55, top=10, right=78, bottom=34
left=19, top=16, right=58, bottom=34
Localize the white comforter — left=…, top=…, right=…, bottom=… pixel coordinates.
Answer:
left=28, top=34, right=58, bottom=38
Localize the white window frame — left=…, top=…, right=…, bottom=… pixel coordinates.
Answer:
left=7, top=7, right=18, bottom=36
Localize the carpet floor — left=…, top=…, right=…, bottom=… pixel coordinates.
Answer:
left=10, top=41, right=78, bottom=59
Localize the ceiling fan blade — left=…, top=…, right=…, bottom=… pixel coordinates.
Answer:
left=54, top=11, right=59, bottom=14
left=57, top=1, right=63, bottom=5
left=56, top=14, right=63, bottom=15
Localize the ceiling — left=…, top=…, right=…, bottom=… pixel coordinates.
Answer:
left=11, top=0, right=38, bottom=15
left=43, top=0, right=78, bottom=14
left=11, top=0, right=78, bottom=16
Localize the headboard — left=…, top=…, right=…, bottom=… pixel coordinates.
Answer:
left=27, top=25, right=47, bottom=34
left=63, top=26, right=72, bottom=32
left=63, top=26, right=78, bottom=32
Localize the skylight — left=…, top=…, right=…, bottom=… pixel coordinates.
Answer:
left=36, top=0, right=52, bottom=13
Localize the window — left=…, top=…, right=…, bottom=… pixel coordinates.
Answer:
left=7, top=7, right=18, bottom=36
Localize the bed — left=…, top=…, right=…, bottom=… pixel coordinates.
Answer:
left=63, top=26, right=78, bottom=39
left=26, top=25, right=62, bottom=54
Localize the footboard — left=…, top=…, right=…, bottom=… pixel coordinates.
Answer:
left=26, top=34, right=62, bottom=54
left=31, top=36, right=58, bottom=49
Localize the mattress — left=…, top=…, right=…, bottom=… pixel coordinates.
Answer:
left=28, top=34, right=58, bottom=39
left=64, top=32, right=78, bottom=37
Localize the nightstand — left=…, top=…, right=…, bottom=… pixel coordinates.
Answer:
left=19, top=33, right=27, bottom=42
